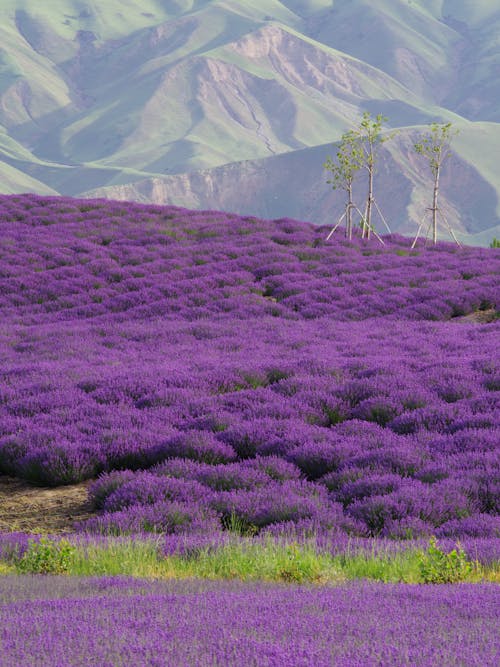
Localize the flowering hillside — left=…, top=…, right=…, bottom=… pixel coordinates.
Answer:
left=0, top=194, right=498, bottom=543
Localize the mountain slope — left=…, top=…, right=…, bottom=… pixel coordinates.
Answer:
left=0, top=0, right=499, bottom=242
left=85, top=123, right=500, bottom=246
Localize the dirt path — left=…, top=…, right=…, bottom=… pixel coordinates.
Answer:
left=0, top=476, right=95, bottom=534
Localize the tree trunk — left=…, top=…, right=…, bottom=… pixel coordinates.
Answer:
left=432, top=166, right=440, bottom=244
left=346, top=184, right=353, bottom=239
left=364, top=164, right=374, bottom=239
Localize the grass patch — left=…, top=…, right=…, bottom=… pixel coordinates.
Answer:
left=166, top=540, right=344, bottom=584
left=334, top=548, right=422, bottom=583
left=0, top=561, right=15, bottom=574
left=1, top=536, right=497, bottom=583
left=69, top=539, right=174, bottom=578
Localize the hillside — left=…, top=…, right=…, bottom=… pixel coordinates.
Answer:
left=0, top=1, right=499, bottom=242
left=0, top=194, right=498, bottom=544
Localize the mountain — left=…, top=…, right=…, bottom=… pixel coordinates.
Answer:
left=0, top=0, right=499, bottom=243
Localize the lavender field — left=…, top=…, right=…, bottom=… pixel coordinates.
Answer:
left=0, top=193, right=499, bottom=664
left=1, top=577, right=499, bottom=666
left=1, top=194, right=498, bottom=543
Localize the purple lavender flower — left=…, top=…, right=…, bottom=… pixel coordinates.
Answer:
left=0, top=194, right=497, bottom=543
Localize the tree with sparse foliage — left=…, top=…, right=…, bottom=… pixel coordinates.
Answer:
left=323, top=130, right=363, bottom=240
left=355, top=112, right=391, bottom=239
left=413, top=122, right=459, bottom=245
left=489, top=237, right=500, bottom=248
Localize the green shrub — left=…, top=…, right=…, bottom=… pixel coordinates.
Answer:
left=16, top=537, right=75, bottom=575
left=418, top=537, right=474, bottom=583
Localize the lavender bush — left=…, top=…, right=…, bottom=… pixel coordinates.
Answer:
left=0, top=194, right=498, bottom=542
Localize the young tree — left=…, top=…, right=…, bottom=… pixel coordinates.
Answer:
left=356, top=112, right=391, bottom=239
left=413, top=122, right=459, bottom=246
left=323, top=130, right=363, bottom=240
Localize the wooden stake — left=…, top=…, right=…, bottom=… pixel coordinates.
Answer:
left=411, top=207, right=461, bottom=248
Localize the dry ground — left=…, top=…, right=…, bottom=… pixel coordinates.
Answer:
left=0, top=476, right=95, bottom=534
left=454, top=308, right=498, bottom=323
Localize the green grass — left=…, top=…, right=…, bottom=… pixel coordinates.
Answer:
left=0, top=561, right=14, bottom=575
left=334, top=548, right=421, bottom=583
left=2, top=536, right=498, bottom=584
left=69, top=539, right=172, bottom=578
left=165, top=540, right=344, bottom=583
left=454, top=122, right=500, bottom=214
left=1, top=0, right=174, bottom=42
left=0, top=160, right=59, bottom=195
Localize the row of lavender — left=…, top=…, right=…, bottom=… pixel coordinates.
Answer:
left=1, top=577, right=499, bottom=666
left=0, top=195, right=498, bottom=542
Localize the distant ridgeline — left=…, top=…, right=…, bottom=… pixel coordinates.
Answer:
left=0, top=1, right=499, bottom=243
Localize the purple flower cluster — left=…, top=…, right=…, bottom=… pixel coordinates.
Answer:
left=0, top=194, right=498, bottom=541
left=0, top=532, right=36, bottom=561
left=0, top=577, right=499, bottom=666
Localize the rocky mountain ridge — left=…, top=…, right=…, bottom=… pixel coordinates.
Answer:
left=0, top=0, right=499, bottom=243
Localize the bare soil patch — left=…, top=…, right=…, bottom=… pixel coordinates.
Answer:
left=0, top=476, right=95, bottom=534
left=453, top=309, right=498, bottom=323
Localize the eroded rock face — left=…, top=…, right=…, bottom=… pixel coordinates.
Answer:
left=230, top=24, right=373, bottom=98
left=85, top=130, right=498, bottom=242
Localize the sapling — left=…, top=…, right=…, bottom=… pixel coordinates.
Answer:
left=412, top=122, right=460, bottom=246
left=324, top=130, right=363, bottom=240
left=356, top=112, right=392, bottom=240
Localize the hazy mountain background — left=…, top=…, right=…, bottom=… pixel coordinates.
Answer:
left=0, top=0, right=499, bottom=244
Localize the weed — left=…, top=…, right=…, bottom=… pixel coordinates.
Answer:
left=16, top=537, right=75, bottom=575
left=222, top=512, right=258, bottom=536
left=417, top=536, right=476, bottom=583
